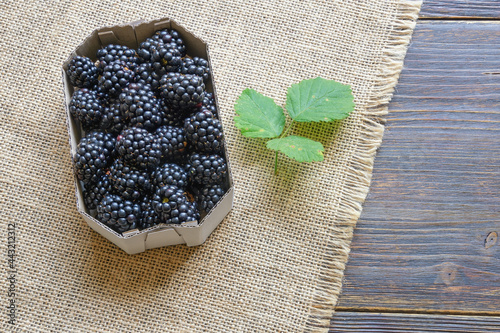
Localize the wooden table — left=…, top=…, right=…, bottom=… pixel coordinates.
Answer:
left=330, top=1, right=500, bottom=331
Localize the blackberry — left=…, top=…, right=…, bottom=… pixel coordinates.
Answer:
left=159, top=99, right=192, bottom=127
left=69, top=88, right=103, bottom=130
left=196, top=184, right=226, bottom=212
left=115, top=127, right=161, bottom=170
left=134, top=62, right=163, bottom=91
left=186, top=153, right=227, bottom=185
left=155, top=125, right=188, bottom=162
left=137, top=37, right=163, bottom=63
left=100, top=99, right=128, bottom=135
left=97, top=194, right=141, bottom=233
left=151, top=45, right=182, bottom=73
left=119, top=83, right=162, bottom=131
left=159, top=73, right=205, bottom=110
left=184, top=110, right=223, bottom=153
left=83, top=173, right=113, bottom=210
left=139, top=196, right=161, bottom=229
left=200, top=92, right=217, bottom=117
left=96, top=44, right=138, bottom=71
left=167, top=200, right=199, bottom=225
left=109, top=159, right=152, bottom=201
left=98, top=60, right=135, bottom=97
left=181, top=56, right=210, bottom=81
left=67, top=56, right=99, bottom=88
left=151, top=163, right=188, bottom=190
left=151, top=185, right=198, bottom=224
left=73, top=130, right=116, bottom=184
left=153, top=29, right=186, bottom=57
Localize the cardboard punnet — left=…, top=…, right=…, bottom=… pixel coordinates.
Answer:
left=62, top=18, right=234, bottom=254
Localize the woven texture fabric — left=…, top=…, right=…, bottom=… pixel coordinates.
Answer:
left=0, top=1, right=420, bottom=332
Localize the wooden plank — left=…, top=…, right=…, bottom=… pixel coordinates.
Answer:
left=335, top=21, right=500, bottom=314
left=330, top=312, right=500, bottom=332
left=420, top=0, right=500, bottom=19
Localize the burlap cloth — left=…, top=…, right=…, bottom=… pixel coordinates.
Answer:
left=0, top=1, right=420, bottom=332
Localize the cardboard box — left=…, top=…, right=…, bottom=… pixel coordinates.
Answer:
left=62, top=18, right=234, bottom=254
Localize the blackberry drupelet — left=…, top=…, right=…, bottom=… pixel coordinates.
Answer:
left=119, top=83, right=162, bottom=131
left=98, top=60, right=135, bottom=97
left=153, top=29, right=186, bottom=57
left=184, top=109, right=223, bottom=153
left=159, top=73, right=205, bottom=110
left=151, top=185, right=198, bottom=224
left=139, top=196, right=161, bottom=229
left=83, top=173, right=113, bottom=210
left=155, top=125, right=188, bottom=162
left=151, top=163, right=188, bottom=190
left=97, top=194, right=141, bottom=233
left=115, top=127, right=161, bottom=170
left=69, top=88, right=103, bottom=131
left=185, top=153, right=227, bottom=185
left=181, top=56, right=210, bottom=81
left=100, top=99, right=128, bottom=135
left=195, top=184, right=226, bottom=212
left=73, top=130, right=116, bottom=184
left=67, top=56, right=99, bottom=88
left=96, top=44, right=138, bottom=71
left=109, top=159, right=152, bottom=201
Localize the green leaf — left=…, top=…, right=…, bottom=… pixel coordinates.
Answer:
left=234, top=88, right=286, bottom=138
left=285, top=77, right=355, bottom=122
left=266, top=136, right=324, bottom=163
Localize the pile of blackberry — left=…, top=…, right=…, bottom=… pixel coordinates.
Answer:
left=66, top=28, right=228, bottom=235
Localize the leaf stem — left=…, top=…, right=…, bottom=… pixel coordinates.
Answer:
left=280, top=120, right=294, bottom=138
left=273, top=119, right=294, bottom=175
left=274, top=151, right=278, bottom=175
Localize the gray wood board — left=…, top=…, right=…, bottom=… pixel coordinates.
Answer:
left=330, top=312, right=500, bottom=332
left=335, top=21, right=500, bottom=314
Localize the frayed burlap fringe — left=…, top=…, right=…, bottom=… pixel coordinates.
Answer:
left=304, top=1, right=422, bottom=331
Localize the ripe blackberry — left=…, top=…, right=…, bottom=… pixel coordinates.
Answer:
left=134, top=62, right=165, bottom=91
left=137, top=37, right=163, bottom=63
left=196, top=184, right=226, bottom=212
left=98, top=60, right=135, bottom=97
left=119, top=83, right=162, bottom=131
left=200, top=92, right=218, bottom=117
left=153, top=29, right=186, bottom=57
left=83, top=173, right=113, bottom=210
left=139, top=196, right=161, bottom=229
left=151, top=45, right=182, bottom=73
left=184, top=110, right=223, bottom=153
left=159, top=73, right=205, bottom=110
left=97, top=194, right=141, bottom=233
left=181, top=56, right=210, bottom=81
left=159, top=99, right=192, bottom=127
left=96, top=44, right=138, bottom=71
left=115, top=127, right=161, bottom=170
left=100, top=99, right=128, bottom=135
left=73, top=130, right=116, bottom=184
left=155, top=125, right=188, bottom=162
left=69, top=88, right=103, bottom=130
left=186, top=153, right=227, bottom=185
left=109, top=159, right=152, bottom=201
left=151, top=163, right=188, bottom=190
left=67, top=56, right=99, bottom=88
left=151, top=186, right=198, bottom=224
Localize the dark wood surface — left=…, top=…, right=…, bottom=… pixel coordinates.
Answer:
left=331, top=1, right=500, bottom=332
left=330, top=312, right=500, bottom=332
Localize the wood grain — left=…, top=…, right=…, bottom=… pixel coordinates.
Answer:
left=335, top=21, right=500, bottom=314
left=330, top=312, right=500, bottom=332
left=421, top=0, right=500, bottom=18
